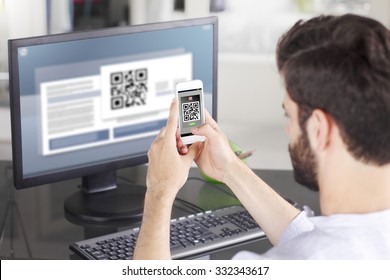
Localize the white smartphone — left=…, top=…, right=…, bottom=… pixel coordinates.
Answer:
left=175, top=80, right=206, bottom=145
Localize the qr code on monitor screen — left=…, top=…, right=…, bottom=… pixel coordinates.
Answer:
left=110, top=68, right=148, bottom=110
left=182, top=101, right=200, bottom=122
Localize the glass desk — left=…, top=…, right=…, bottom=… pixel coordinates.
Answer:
left=0, top=160, right=319, bottom=260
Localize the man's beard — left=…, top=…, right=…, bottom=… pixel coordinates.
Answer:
left=288, top=129, right=319, bottom=191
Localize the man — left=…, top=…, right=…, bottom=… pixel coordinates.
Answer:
left=133, top=14, right=390, bottom=259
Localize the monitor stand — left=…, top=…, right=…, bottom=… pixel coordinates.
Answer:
left=64, top=170, right=146, bottom=227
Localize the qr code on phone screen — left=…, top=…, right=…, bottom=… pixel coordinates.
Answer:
left=182, top=101, right=200, bottom=122
left=110, top=68, right=148, bottom=110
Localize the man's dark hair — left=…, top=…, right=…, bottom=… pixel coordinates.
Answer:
left=276, top=14, right=390, bottom=165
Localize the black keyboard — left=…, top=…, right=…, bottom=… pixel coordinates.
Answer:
left=70, top=205, right=265, bottom=260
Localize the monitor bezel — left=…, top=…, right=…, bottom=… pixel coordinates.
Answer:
left=8, top=16, right=218, bottom=189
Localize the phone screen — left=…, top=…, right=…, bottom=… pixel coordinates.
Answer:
left=178, top=88, right=203, bottom=137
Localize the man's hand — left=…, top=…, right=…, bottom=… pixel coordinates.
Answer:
left=190, top=111, right=239, bottom=183
left=146, top=98, right=198, bottom=198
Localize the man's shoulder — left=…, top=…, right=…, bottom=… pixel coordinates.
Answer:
left=265, top=209, right=390, bottom=259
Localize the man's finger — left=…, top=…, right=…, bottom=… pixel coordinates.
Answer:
left=183, top=142, right=200, bottom=166
left=165, top=98, right=179, bottom=137
left=204, top=110, right=220, bottom=131
left=158, top=126, right=166, bottom=138
left=191, top=123, right=218, bottom=139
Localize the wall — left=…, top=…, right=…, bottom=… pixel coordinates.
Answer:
left=0, top=0, right=47, bottom=72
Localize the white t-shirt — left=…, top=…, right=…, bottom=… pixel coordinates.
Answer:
left=233, top=209, right=390, bottom=259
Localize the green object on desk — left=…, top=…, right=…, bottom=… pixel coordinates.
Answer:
left=199, top=140, right=249, bottom=184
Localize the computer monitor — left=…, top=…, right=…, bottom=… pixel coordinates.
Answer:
left=8, top=17, right=218, bottom=225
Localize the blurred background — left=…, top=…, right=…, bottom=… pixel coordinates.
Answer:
left=1, top=0, right=389, bottom=169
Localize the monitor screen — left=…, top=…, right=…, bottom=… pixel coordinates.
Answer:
left=9, top=17, right=218, bottom=191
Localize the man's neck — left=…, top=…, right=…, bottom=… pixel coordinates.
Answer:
left=319, top=156, right=390, bottom=216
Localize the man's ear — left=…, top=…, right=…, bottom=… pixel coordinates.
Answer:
left=306, top=109, right=333, bottom=151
